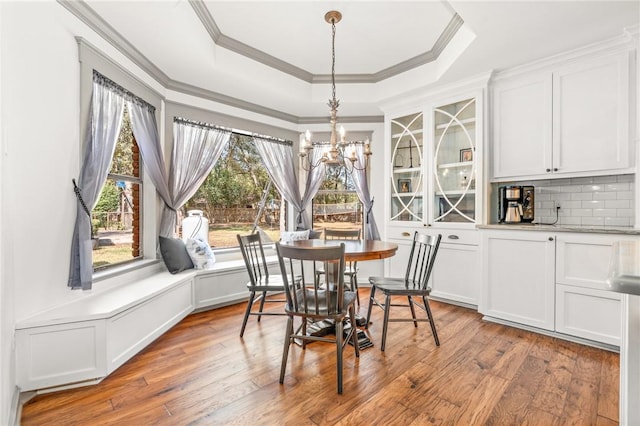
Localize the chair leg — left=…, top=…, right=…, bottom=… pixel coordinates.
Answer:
left=335, top=318, right=344, bottom=394
left=240, top=291, right=256, bottom=337
left=352, top=275, right=360, bottom=307
left=257, top=291, right=267, bottom=322
left=279, top=316, right=294, bottom=384
left=365, top=286, right=376, bottom=329
left=423, top=295, right=440, bottom=346
left=408, top=295, right=418, bottom=327
left=349, top=305, right=360, bottom=358
left=381, top=293, right=392, bottom=352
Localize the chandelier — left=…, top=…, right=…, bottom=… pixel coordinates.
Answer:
left=299, top=10, right=372, bottom=172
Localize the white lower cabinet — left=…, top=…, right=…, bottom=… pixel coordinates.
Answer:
left=430, top=231, right=480, bottom=306
left=481, top=229, right=636, bottom=346
left=387, top=227, right=479, bottom=306
left=481, top=231, right=556, bottom=331
left=556, top=284, right=621, bottom=346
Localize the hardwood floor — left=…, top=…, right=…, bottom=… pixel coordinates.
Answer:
left=21, top=291, right=619, bottom=425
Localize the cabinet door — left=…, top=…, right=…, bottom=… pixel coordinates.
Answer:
left=556, top=233, right=629, bottom=291
left=481, top=231, right=555, bottom=331
left=431, top=243, right=479, bottom=306
left=432, top=98, right=477, bottom=224
left=556, top=284, right=621, bottom=346
left=390, top=112, right=424, bottom=223
left=553, top=52, right=630, bottom=174
left=491, top=74, right=552, bottom=179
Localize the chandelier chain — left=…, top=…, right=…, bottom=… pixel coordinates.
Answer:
left=331, top=18, right=337, bottom=108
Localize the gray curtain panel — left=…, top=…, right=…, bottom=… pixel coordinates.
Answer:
left=301, top=145, right=327, bottom=227
left=68, top=72, right=125, bottom=289
left=351, top=143, right=380, bottom=240
left=162, top=119, right=232, bottom=236
left=253, top=136, right=308, bottom=228
left=128, top=100, right=172, bottom=237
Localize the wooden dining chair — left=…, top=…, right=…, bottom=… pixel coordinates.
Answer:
left=322, top=228, right=362, bottom=306
left=276, top=241, right=359, bottom=394
left=237, top=233, right=288, bottom=338
left=366, top=232, right=442, bottom=351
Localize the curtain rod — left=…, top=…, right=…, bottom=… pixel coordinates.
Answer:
left=93, top=70, right=155, bottom=112
left=174, top=117, right=292, bottom=146
left=173, top=117, right=232, bottom=133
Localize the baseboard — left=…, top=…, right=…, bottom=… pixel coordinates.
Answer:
left=482, top=315, right=620, bottom=353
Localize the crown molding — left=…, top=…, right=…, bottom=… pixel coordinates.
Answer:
left=298, top=115, right=384, bottom=125
left=188, top=0, right=463, bottom=84
left=59, top=0, right=384, bottom=125
left=166, top=79, right=301, bottom=124
left=188, top=0, right=314, bottom=83
left=491, top=28, right=637, bottom=82
left=58, top=0, right=170, bottom=86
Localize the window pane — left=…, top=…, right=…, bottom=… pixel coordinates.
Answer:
left=312, top=164, right=363, bottom=234
left=92, top=106, right=142, bottom=270
left=183, top=134, right=282, bottom=248
left=93, top=179, right=140, bottom=268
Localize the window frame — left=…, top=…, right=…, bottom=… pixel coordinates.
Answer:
left=78, top=38, right=163, bottom=278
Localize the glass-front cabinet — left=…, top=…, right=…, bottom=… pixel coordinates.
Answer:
left=387, top=91, right=483, bottom=228
left=390, top=112, right=424, bottom=223
left=432, top=98, right=477, bottom=224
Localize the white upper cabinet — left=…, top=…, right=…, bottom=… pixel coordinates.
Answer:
left=491, top=50, right=632, bottom=181
left=553, top=53, right=630, bottom=174
left=492, top=73, right=552, bottom=179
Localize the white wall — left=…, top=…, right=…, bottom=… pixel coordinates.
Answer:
left=0, top=2, right=10, bottom=423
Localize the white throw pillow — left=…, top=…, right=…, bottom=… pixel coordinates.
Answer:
left=185, top=238, right=216, bottom=270
left=280, top=229, right=310, bottom=242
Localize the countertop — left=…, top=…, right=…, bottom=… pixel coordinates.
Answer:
left=477, top=223, right=640, bottom=235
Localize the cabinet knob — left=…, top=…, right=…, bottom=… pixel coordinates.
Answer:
left=548, top=237, right=554, bottom=241
left=402, top=232, right=411, bottom=237
left=546, top=168, right=551, bottom=172
left=448, top=235, right=459, bottom=240
left=553, top=168, right=558, bottom=172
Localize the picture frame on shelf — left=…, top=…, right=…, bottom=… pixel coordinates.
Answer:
left=398, top=178, right=412, bottom=193
left=460, top=148, right=473, bottom=162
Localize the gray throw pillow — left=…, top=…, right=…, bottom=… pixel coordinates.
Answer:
left=159, top=236, right=194, bottom=274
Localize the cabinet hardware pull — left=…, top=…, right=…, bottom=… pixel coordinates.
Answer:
left=546, top=168, right=551, bottom=172
left=548, top=237, right=554, bottom=241
left=448, top=235, right=459, bottom=240
left=553, top=168, right=558, bottom=172
left=402, top=232, right=411, bottom=237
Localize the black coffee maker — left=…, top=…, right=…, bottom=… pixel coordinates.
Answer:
left=498, top=185, right=535, bottom=223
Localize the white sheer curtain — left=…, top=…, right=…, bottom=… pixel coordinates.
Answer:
left=128, top=100, right=172, bottom=235
left=253, top=136, right=308, bottom=228
left=68, top=72, right=125, bottom=289
left=162, top=119, right=232, bottom=235
left=351, top=143, right=380, bottom=240
left=300, top=145, right=326, bottom=228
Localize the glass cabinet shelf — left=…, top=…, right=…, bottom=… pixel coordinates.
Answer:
left=435, top=117, right=476, bottom=130
left=393, top=167, right=421, bottom=174
left=438, top=161, right=474, bottom=169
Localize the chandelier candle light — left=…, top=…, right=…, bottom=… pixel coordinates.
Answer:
left=299, top=10, right=372, bottom=172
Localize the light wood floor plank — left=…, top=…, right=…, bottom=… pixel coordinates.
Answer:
left=20, top=291, right=620, bottom=425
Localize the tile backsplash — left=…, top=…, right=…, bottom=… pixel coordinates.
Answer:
left=526, top=175, right=635, bottom=226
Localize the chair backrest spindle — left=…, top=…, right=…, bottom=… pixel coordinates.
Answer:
left=404, top=232, right=441, bottom=290
left=237, top=233, right=270, bottom=287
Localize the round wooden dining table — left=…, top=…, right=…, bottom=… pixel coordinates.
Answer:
left=280, top=239, right=398, bottom=262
